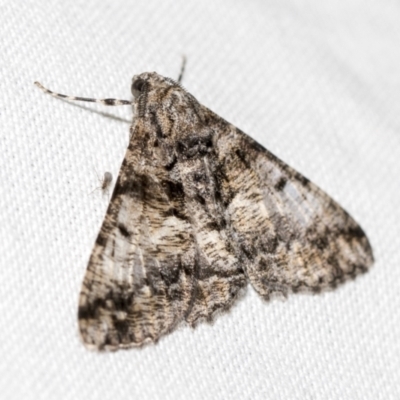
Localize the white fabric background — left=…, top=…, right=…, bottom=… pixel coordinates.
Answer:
left=1, top=1, right=399, bottom=399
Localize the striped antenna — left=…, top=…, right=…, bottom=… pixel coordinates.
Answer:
left=34, top=81, right=132, bottom=106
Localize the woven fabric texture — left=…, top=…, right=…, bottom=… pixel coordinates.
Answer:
left=1, top=1, right=399, bottom=399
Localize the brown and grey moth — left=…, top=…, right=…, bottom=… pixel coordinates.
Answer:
left=35, top=71, right=373, bottom=351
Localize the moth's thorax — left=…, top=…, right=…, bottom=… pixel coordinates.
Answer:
left=129, top=71, right=212, bottom=168
left=131, top=72, right=201, bottom=121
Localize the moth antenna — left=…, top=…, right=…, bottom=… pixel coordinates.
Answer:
left=177, top=55, right=187, bottom=84
left=137, top=82, right=150, bottom=117
left=34, top=81, right=132, bottom=106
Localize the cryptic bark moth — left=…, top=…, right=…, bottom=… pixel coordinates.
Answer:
left=35, top=70, right=373, bottom=351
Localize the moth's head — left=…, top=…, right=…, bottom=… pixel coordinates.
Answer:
left=131, top=72, right=193, bottom=117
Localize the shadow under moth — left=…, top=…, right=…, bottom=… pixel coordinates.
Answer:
left=35, top=69, right=373, bottom=351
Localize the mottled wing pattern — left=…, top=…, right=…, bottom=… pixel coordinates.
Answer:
left=79, top=143, right=197, bottom=350
left=212, top=118, right=373, bottom=299
left=75, top=71, right=373, bottom=351
left=79, top=109, right=246, bottom=350
left=175, top=142, right=248, bottom=327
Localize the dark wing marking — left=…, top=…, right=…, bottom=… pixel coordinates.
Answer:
left=212, top=119, right=373, bottom=300
left=176, top=152, right=247, bottom=327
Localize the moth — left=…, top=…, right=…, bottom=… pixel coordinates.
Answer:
left=35, top=70, right=373, bottom=351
